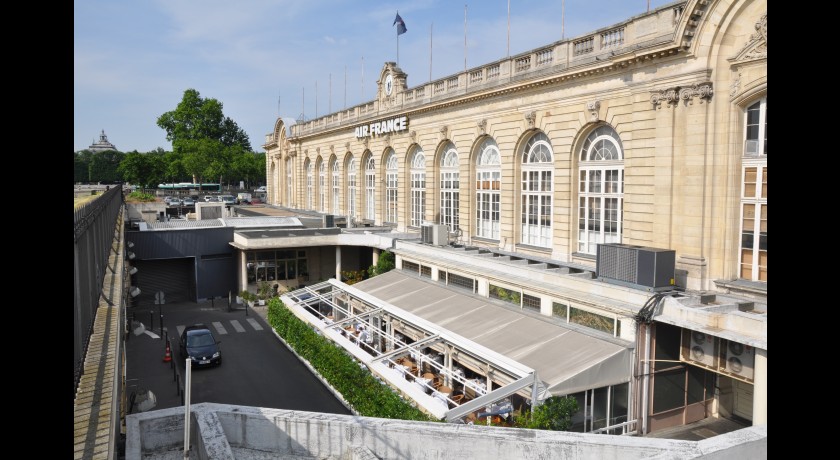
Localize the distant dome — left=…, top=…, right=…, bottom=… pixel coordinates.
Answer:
left=88, top=129, right=118, bottom=152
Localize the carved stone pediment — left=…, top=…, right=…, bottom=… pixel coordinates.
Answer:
left=732, top=13, right=767, bottom=62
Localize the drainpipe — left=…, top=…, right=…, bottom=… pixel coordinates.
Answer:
left=640, top=323, right=652, bottom=435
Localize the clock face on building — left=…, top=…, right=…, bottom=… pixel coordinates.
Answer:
left=385, top=74, right=393, bottom=96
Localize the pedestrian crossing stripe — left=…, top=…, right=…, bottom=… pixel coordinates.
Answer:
left=175, top=319, right=264, bottom=336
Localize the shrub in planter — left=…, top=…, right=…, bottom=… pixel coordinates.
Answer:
left=267, top=298, right=434, bottom=422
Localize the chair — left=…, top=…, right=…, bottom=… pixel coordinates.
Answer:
left=451, top=394, right=464, bottom=404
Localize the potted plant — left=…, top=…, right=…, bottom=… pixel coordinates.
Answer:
left=257, top=281, right=274, bottom=306
left=239, top=290, right=257, bottom=308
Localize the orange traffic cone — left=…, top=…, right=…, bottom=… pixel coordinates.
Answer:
left=163, top=341, right=172, bottom=363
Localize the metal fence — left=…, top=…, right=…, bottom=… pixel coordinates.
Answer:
left=74, top=186, right=124, bottom=394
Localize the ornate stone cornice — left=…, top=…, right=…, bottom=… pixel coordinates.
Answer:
left=586, top=101, right=600, bottom=122
left=651, top=82, right=712, bottom=108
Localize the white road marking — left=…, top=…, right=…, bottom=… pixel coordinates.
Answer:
left=246, top=318, right=263, bottom=331
left=176, top=325, right=185, bottom=337
left=230, top=320, right=246, bottom=333
left=212, top=321, right=228, bottom=335
left=144, top=330, right=160, bottom=339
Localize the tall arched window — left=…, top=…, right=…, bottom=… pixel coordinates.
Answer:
left=331, top=158, right=341, bottom=215
left=740, top=97, right=767, bottom=281
left=476, top=138, right=501, bottom=239
left=440, top=142, right=460, bottom=230
left=306, top=160, right=313, bottom=210
left=347, top=155, right=357, bottom=219
left=410, top=146, right=426, bottom=227
left=365, top=155, right=376, bottom=221
left=286, top=158, right=293, bottom=207
left=521, top=132, right=553, bottom=247
left=385, top=150, right=398, bottom=223
left=578, top=125, right=624, bottom=254
left=318, top=160, right=327, bottom=212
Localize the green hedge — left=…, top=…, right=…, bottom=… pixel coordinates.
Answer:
left=267, top=298, right=435, bottom=421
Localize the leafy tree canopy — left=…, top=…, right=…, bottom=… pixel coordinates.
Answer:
left=157, top=88, right=252, bottom=153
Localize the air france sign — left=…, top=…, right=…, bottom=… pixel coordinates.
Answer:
left=354, top=115, right=408, bottom=139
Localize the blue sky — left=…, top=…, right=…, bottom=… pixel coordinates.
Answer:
left=74, top=0, right=676, bottom=153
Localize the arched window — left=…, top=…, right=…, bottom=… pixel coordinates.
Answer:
left=365, top=155, right=376, bottom=221
left=331, top=158, right=341, bottom=215
left=305, top=160, right=313, bottom=210
left=385, top=150, right=398, bottom=223
left=318, top=160, right=327, bottom=212
left=476, top=138, right=501, bottom=239
left=285, top=158, right=293, bottom=207
left=521, top=132, right=553, bottom=247
left=440, top=142, right=460, bottom=230
left=410, top=146, right=426, bottom=227
left=347, top=155, right=357, bottom=219
left=578, top=125, right=624, bottom=254
left=740, top=97, right=767, bottom=281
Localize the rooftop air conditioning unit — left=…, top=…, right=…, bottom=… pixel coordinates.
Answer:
left=683, top=329, right=717, bottom=369
left=719, top=339, right=755, bottom=383
left=323, top=214, right=335, bottom=228
left=421, top=223, right=434, bottom=244
left=431, top=224, right=449, bottom=246
left=596, top=243, right=675, bottom=291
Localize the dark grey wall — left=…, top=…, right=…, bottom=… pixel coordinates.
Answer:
left=126, top=227, right=236, bottom=302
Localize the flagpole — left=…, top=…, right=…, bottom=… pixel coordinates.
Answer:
left=396, top=10, right=400, bottom=65
left=429, top=22, right=433, bottom=82
left=329, top=73, right=332, bottom=113
left=464, top=4, right=467, bottom=72
left=361, top=56, right=364, bottom=102
left=344, top=66, right=347, bottom=109
left=562, top=0, right=565, bottom=40
left=506, top=0, right=510, bottom=58
left=315, top=81, right=318, bottom=118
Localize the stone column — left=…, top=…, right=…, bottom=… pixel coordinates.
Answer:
left=372, top=248, right=380, bottom=266
left=335, top=246, right=342, bottom=280
left=239, top=250, right=248, bottom=295
left=752, top=348, right=767, bottom=425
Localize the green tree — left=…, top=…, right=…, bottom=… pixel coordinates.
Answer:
left=88, top=149, right=125, bottom=183
left=367, top=251, right=395, bottom=277
left=522, top=396, right=579, bottom=431
left=74, top=150, right=93, bottom=183
left=157, top=88, right=252, bottom=189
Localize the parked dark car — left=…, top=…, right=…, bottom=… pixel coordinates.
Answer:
left=178, top=324, right=222, bottom=367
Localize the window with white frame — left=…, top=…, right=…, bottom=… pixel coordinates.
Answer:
left=318, top=160, right=327, bottom=212
left=306, top=160, right=313, bottom=210
left=521, top=132, right=553, bottom=247
left=331, top=158, right=340, bottom=215
left=386, top=150, right=398, bottom=223
left=365, top=154, right=376, bottom=221
left=476, top=137, right=501, bottom=239
left=440, top=142, right=460, bottom=230
left=740, top=97, right=767, bottom=282
left=347, top=155, right=357, bottom=219
left=578, top=125, right=624, bottom=255
left=410, top=146, right=426, bottom=227
left=286, top=158, right=293, bottom=206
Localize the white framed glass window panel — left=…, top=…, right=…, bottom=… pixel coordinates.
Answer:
left=286, top=158, right=293, bottom=206
left=306, top=161, right=313, bottom=210
left=743, top=97, right=767, bottom=158
left=386, top=151, right=398, bottom=223
left=318, top=161, right=327, bottom=212
left=440, top=143, right=460, bottom=230
left=347, top=156, right=357, bottom=219
left=520, top=133, right=553, bottom=247
left=739, top=163, right=767, bottom=281
left=331, top=158, right=341, bottom=215
left=365, top=155, right=376, bottom=220
left=476, top=138, right=501, bottom=240
left=577, top=126, right=624, bottom=254
left=410, top=147, right=426, bottom=227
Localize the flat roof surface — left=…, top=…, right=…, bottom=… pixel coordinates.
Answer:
left=353, top=270, right=634, bottom=395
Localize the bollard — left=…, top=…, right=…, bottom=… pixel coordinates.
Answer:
left=150, top=311, right=154, bottom=332
left=160, top=314, right=163, bottom=337
left=211, top=297, right=214, bottom=309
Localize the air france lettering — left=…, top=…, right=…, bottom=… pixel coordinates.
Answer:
left=354, top=115, right=408, bottom=139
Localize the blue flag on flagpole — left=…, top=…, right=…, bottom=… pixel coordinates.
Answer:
left=393, top=12, right=407, bottom=35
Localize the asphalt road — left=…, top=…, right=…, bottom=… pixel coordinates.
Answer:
left=124, top=299, right=351, bottom=415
